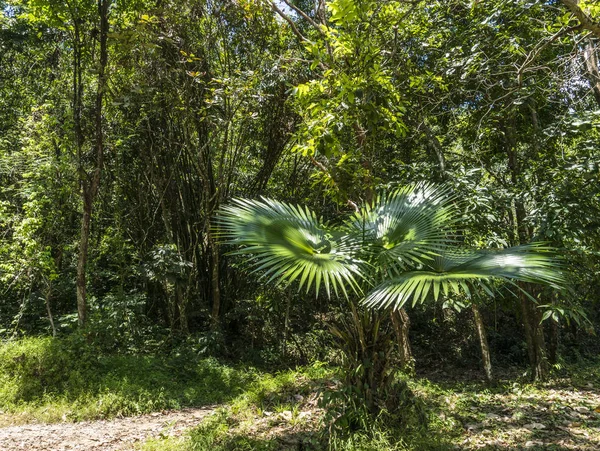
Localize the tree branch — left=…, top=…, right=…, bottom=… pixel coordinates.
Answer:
left=279, top=0, right=327, bottom=38
left=269, top=1, right=309, bottom=43
left=561, top=0, right=600, bottom=38
left=275, top=0, right=333, bottom=61
left=517, top=24, right=583, bottom=85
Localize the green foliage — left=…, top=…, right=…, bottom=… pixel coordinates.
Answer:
left=218, top=182, right=567, bottom=423
left=365, top=244, right=564, bottom=310
left=186, top=410, right=279, bottom=451
left=0, top=335, right=95, bottom=405
left=292, top=0, right=408, bottom=155
left=218, top=197, right=364, bottom=297
left=218, top=183, right=565, bottom=310
left=228, top=361, right=333, bottom=414
left=0, top=336, right=259, bottom=422
left=322, top=375, right=427, bottom=437
left=0, top=0, right=599, bottom=441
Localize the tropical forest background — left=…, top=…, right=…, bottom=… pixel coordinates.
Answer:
left=0, top=0, right=600, bottom=449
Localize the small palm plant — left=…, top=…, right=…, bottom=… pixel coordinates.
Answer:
left=218, top=183, right=562, bottom=306
left=217, top=183, right=563, bottom=412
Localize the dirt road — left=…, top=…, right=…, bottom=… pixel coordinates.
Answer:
left=0, top=407, right=215, bottom=451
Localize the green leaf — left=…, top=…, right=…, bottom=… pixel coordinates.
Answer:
left=363, top=244, right=565, bottom=310
left=216, top=197, right=365, bottom=297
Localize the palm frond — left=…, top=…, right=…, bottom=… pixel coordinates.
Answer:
left=216, top=198, right=365, bottom=297
left=363, top=244, right=565, bottom=310
left=347, top=183, right=460, bottom=271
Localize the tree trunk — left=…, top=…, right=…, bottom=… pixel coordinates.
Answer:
left=560, top=0, right=600, bottom=39
left=391, top=308, right=414, bottom=373
left=44, top=280, right=56, bottom=337
left=505, top=120, right=548, bottom=381
left=532, top=306, right=549, bottom=380
left=519, top=286, right=549, bottom=381
left=421, top=119, right=446, bottom=180
left=283, top=291, right=292, bottom=357
left=209, top=236, right=221, bottom=329
left=584, top=40, right=600, bottom=108
left=176, top=284, right=189, bottom=334
left=471, top=303, right=494, bottom=383
left=75, top=0, right=109, bottom=327
left=165, top=282, right=176, bottom=330
left=77, top=198, right=92, bottom=327
left=547, top=317, right=559, bottom=365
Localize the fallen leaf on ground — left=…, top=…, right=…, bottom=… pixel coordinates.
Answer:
left=524, top=423, right=546, bottom=430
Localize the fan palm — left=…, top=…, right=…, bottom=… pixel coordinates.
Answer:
left=217, top=183, right=564, bottom=414
left=217, top=183, right=564, bottom=308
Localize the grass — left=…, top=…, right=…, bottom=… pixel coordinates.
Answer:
left=136, top=363, right=600, bottom=450
left=0, top=335, right=260, bottom=424
left=2, top=336, right=600, bottom=450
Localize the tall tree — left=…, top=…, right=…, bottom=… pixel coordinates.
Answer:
left=75, top=0, right=110, bottom=327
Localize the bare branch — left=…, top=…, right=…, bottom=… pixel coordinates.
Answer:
left=279, top=0, right=327, bottom=38
left=276, top=0, right=334, bottom=61
left=517, top=24, right=583, bottom=86
left=269, top=0, right=309, bottom=43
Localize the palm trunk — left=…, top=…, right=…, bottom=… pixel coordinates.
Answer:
left=391, top=308, right=414, bottom=373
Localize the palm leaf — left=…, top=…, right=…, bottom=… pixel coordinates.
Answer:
left=363, top=244, right=565, bottom=310
left=346, top=183, right=459, bottom=272
left=216, top=197, right=365, bottom=297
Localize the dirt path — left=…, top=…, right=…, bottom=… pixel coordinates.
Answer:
left=0, top=407, right=216, bottom=451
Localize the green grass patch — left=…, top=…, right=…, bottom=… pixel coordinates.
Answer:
left=0, top=335, right=259, bottom=424
left=137, top=410, right=281, bottom=451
